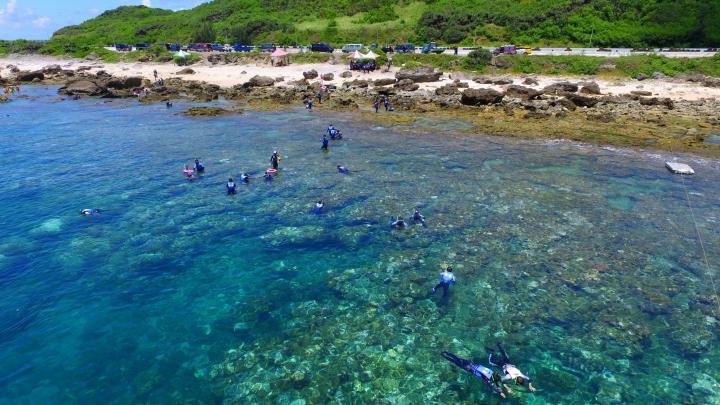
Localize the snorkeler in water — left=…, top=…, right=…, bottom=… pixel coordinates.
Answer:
left=194, top=159, right=205, bottom=173
left=337, top=165, right=349, bottom=174
left=412, top=208, right=426, bottom=227
left=431, top=267, right=455, bottom=297
left=240, top=173, right=250, bottom=184
left=441, top=352, right=506, bottom=398
left=390, top=216, right=406, bottom=229
left=226, top=178, right=237, bottom=194
left=321, top=135, right=329, bottom=150
left=488, top=343, right=537, bottom=395
left=314, top=200, right=324, bottom=214
left=80, top=208, right=101, bottom=216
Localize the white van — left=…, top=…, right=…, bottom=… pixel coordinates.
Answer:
left=342, top=44, right=364, bottom=53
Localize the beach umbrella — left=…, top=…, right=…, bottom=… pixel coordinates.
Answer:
left=347, top=50, right=363, bottom=60
left=271, top=48, right=288, bottom=57
left=271, top=48, right=289, bottom=66
left=173, top=50, right=190, bottom=59
left=365, top=50, right=379, bottom=59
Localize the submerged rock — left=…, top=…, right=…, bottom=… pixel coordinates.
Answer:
left=182, top=107, right=234, bottom=117
left=58, top=79, right=105, bottom=96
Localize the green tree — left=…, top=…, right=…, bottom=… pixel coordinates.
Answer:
left=463, top=48, right=492, bottom=70
left=193, top=22, right=216, bottom=43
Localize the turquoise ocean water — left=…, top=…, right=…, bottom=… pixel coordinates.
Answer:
left=1, top=86, right=719, bottom=404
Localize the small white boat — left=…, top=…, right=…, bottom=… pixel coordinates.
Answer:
left=665, top=161, right=695, bottom=175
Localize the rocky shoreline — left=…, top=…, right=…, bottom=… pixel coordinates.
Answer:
left=3, top=62, right=720, bottom=157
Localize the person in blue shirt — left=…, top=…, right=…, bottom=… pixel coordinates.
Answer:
left=337, top=165, right=349, bottom=174
left=321, top=135, right=329, bottom=150
left=441, top=352, right=506, bottom=398
left=226, top=178, right=237, bottom=194
left=194, top=159, right=205, bottom=173
left=313, top=200, right=324, bottom=214
left=373, top=99, right=379, bottom=113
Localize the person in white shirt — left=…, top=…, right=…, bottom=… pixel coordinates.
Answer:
left=431, top=267, right=456, bottom=296
left=488, top=343, right=537, bottom=395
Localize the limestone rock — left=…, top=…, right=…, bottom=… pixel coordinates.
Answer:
left=579, top=82, right=601, bottom=95
left=245, top=75, right=275, bottom=87
left=505, top=85, right=541, bottom=100
left=395, top=66, right=443, bottom=83
left=303, top=69, right=318, bottom=79
left=542, top=81, right=579, bottom=94
left=374, top=78, right=396, bottom=86
left=176, top=68, right=195, bottom=75
left=460, top=88, right=503, bottom=106
left=320, top=73, right=334, bottom=81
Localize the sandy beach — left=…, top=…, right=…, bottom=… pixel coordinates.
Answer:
left=2, top=54, right=720, bottom=102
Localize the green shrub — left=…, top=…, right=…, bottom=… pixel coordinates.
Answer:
left=463, top=48, right=492, bottom=70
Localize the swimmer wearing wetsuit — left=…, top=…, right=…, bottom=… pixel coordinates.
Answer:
left=270, top=151, right=280, bottom=170
left=431, top=267, right=455, bottom=297
left=240, top=173, right=250, bottom=184
left=321, top=135, right=329, bottom=150
left=194, top=159, right=205, bottom=173
left=80, top=208, right=101, bottom=215
left=391, top=216, right=406, bottom=229
left=441, top=352, right=506, bottom=398
left=412, top=208, right=426, bottom=226
left=314, top=200, right=324, bottom=213
left=488, top=343, right=537, bottom=395
left=227, top=178, right=237, bottom=194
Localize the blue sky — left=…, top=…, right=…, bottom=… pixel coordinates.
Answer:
left=0, top=0, right=203, bottom=40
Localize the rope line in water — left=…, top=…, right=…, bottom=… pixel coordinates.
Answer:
left=678, top=174, right=720, bottom=314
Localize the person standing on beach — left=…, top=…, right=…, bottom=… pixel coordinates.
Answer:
left=383, top=97, right=390, bottom=111
left=387, top=55, right=392, bottom=72
left=153, top=69, right=158, bottom=79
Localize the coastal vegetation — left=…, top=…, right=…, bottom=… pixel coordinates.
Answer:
left=39, top=0, right=720, bottom=58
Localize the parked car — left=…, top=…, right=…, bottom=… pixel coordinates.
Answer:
left=115, top=44, right=132, bottom=51
left=341, top=44, right=363, bottom=53
left=421, top=42, right=446, bottom=54
left=233, top=44, right=255, bottom=52
left=395, top=43, right=414, bottom=53
left=381, top=44, right=394, bottom=53
left=210, top=43, right=225, bottom=52
left=135, top=43, right=150, bottom=50
left=165, top=43, right=182, bottom=51
left=492, top=45, right=516, bottom=55
left=259, top=43, right=276, bottom=52
left=310, top=43, right=334, bottom=53
left=188, top=43, right=211, bottom=52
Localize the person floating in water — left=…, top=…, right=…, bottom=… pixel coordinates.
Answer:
left=373, top=99, right=380, bottom=113
left=270, top=151, right=280, bottom=170
left=321, top=135, right=329, bottom=150
left=432, top=267, right=455, bottom=296
left=441, top=352, right=506, bottom=398
left=240, top=173, right=250, bottom=184
left=306, top=98, right=313, bottom=110
left=226, top=178, right=237, bottom=194
left=264, top=172, right=274, bottom=181
left=390, top=216, right=406, bottom=229
left=337, top=165, right=349, bottom=174
left=327, top=124, right=335, bottom=136
left=80, top=208, right=101, bottom=216
left=335, top=130, right=343, bottom=140
left=412, top=208, right=426, bottom=227
left=165, top=101, right=173, bottom=108
left=314, top=200, right=324, bottom=214
left=183, top=165, right=195, bottom=180
left=488, top=343, right=537, bottom=395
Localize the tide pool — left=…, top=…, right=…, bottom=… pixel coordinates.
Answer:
left=1, top=86, right=719, bottom=404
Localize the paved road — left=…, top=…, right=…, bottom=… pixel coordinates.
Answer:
left=109, top=46, right=718, bottom=58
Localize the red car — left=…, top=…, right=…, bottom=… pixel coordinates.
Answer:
left=188, top=43, right=211, bottom=52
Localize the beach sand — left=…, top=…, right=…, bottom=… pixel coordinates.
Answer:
left=2, top=54, right=720, bottom=101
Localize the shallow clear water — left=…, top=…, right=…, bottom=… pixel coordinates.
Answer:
left=1, top=86, right=719, bottom=404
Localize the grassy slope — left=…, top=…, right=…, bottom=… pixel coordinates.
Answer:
left=41, top=0, right=720, bottom=57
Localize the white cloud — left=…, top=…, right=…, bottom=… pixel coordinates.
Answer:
left=142, top=0, right=151, bottom=6
left=31, top=16, right=49, bottom=27
left=7, top=0, right=16, bottom=15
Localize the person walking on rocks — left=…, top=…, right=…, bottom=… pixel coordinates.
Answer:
left=373, top=99, right=380, bottom=113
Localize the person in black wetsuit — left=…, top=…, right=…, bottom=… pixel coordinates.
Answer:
left=441, top=352, right=506, bottom=398
left=412, top=208, right=426, bottom=226
left=488, top=343, right=537, bottom=395
left=270, top=151, right=280, bottom=170
left=321, top=135, right=329, bottom=150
